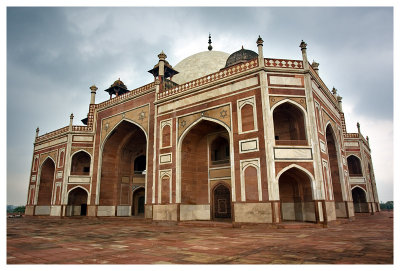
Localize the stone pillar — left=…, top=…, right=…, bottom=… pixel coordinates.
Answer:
left=26, top=127, right=39, bottom=212
left=332, top=87, right=338, bottom=99
left=300, top=40, right=309, bottom=69
left=357, top=122, right=361, bottom=134
left=90, top=85, right=98, bottom=105
left=256, top=35, right=264, bottom=66
left=337, top=96, right=343, bottom=112
left=61, top=114, right=74, bottom=216
left=69, top=113, right=74, bottom=131
left=311, top=60, right=319, bottom=74
left=158, top=51, right=166, bottom=78
left=155, top=78, right=161, bottom=95
left=258, top=40, right=279, bottom=216
left=300, top=41, right=325, bottom=207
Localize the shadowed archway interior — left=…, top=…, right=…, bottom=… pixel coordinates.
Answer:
left=352, top=187, right=368, bottom=213
left=37, top=159, right=56, bottom=206
left=279, top=167, right=315, bottom=222
left=70, top=151, right=91, bottom=176
left=100, top=121, right=147, bottom=211
left=273, top=102, right=306, bottom=146
left=67, top=187, right=88, bottom=216
left=326, top=125, right=343, bottom=202
left=180, top=119, right=231, bottom=220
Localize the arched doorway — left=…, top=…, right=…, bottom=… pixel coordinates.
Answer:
left=212, top=183, right=232, bottom=220
left=100, top=120, right=147, bottom=216
left=67, top=187, right=88, bottom=216
left=36, top=158, right=56, bottom=215
left=279, top=167, right=315, bottom=222
left=273, top=102, right=307, bottom=146
left=132, top=187, right=145, bottom=216
left=70, top=151, right=91, bottom=175
left=179, top=119, right=231, bottom=221
left=347, top=155, right=363, bottom=177
left=352, top=187, right=368, bottom=213
left=326, top=124, right=346, bottom=217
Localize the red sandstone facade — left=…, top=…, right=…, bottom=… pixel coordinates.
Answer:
left=25, top=37, right=380, bottom=224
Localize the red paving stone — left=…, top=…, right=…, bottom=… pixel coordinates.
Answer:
left=7, top=211, right=393, bottom=264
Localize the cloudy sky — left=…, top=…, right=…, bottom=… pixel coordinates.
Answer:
left=6, top=6, right=394, bottom=206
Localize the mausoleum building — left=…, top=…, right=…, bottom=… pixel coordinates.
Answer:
left=25, top=36, right=380, bottom=224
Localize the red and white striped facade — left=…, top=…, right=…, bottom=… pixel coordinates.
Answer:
left=25, top=37, right=380, bottom=224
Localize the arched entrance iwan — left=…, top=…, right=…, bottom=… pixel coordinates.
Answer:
left=36, top=157, right=56, bottom=215
left=326, top=124, right=347, bottom=217
left=98, top=120, right=147, bottom=216
left=178, top=118, right=233, bottom=221
left=278, top=166, right=316, bottom=222
left=352, top=186, right=368, bottom=213
left=66, top=187, right=89, bottom=216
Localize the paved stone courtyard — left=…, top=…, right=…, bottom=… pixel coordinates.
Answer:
left=7, top=211, right=393, bottom=264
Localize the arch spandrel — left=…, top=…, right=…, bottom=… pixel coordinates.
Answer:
left=269, top=96, right=307, bottom=110
left=39, top=150, right=58, bottom=167
left=276, top=164, right=315, bottom=181
left=71, top=147, right=93, bottom=157
left=67, top=185, right=90, bottom=196
left=100, top=104, right=149, bottom=144
left=177, top=104, right=231, bottom=139
left=322, top=111, right=340, bottom=135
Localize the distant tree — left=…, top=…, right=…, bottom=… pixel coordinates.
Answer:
left=380, top=201, right=393, bottom=210
left=12, top=206, right=26, bottom=213
left=7, top=205, right=15, bottom=213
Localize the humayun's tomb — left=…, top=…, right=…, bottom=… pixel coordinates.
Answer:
left=25, top=35, right=380, bottom=225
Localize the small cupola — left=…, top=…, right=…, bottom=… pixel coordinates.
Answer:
left=104, top=78, right=129, bottom=99
left=224, top=46, right=258, bottom=68
left=148, top=51, right=179, bottom=80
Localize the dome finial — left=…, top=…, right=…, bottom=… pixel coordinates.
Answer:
left=208, top=33, right=213, bottom=51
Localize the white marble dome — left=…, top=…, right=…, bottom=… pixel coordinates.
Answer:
left=172, top=51, right=229, bottom=85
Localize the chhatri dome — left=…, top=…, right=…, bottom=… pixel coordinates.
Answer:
left=224, top=46, right=258, bottom=68
left=172, top=34, right=258, bottom=85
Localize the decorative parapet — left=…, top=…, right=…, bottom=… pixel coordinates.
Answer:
left=36, top=126, right=69, bottom=142
left=157, top=58, right=259, bottom=100
left=344, top=133, right=359, bottom=139
left=264, top=58, right=303, bottom=69
left=340, top=112, right=347, bottom=134
left=95, top=82, right=155, bottom=110
left=344, top=133, right=369, bottom=150
left=359, top=134, right=370, bottom=151
left=309, top=64, right=339, bottom=108
left=72, top=126, right=92, bottom=132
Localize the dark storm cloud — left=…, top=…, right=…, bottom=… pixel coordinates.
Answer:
left=7, top=7, right=393, bottom=205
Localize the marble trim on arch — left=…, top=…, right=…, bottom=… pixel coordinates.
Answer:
left=100, top=104, right=150, bottom=145
left=177, top=104, right=231, bottom=140
left=269, top=96, right=307, bottom=110
left=39, top=150, right=58, bottom=167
